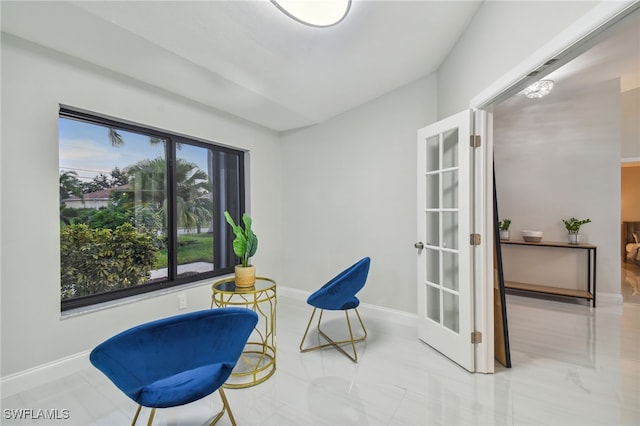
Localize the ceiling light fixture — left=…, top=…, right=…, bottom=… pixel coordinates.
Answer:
left=271, top=0, right=351, bottom=27
left=523, top=80, right=555, bottom=98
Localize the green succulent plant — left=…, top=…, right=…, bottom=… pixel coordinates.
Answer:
left=562, top=217, right=591, bottom=234
left=224, top=211, right=258, bottom=267
left=498, top=219, right=511, bottom=231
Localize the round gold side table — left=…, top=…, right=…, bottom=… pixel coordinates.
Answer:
left=211, top=276, right=276, bottom=388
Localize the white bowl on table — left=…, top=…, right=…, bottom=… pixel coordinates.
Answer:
left=521, top=230, right=543, bottom=243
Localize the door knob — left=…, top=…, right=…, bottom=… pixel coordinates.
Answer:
left=414, top=242, right=424, bottom=250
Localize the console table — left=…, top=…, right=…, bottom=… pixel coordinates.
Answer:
left=500, top=240, right=597, bottom=307
left=211, top=277, right=276, bottom=388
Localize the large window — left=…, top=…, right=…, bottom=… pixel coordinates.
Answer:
left=58, top=106, right=244, bottom=311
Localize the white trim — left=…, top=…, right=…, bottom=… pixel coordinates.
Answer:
left=278, top=286, right=417, bottom=328
left=621, top=157, right=640, bottom=164
left=598, top=292, right=624, bottom=306
left=0, top=351, right=91, bottom=398
left=471, top=0, right=639, bottom=109
left=473, top=109, right=495, bottom=374
left=274, top=285, right=309, bottom=302
left=62, top=277, right=220, bottom=319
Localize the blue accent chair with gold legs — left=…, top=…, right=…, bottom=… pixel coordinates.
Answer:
left=90, top=307, right=258, bottom=426
left=299, top=257, right=371, bottom=362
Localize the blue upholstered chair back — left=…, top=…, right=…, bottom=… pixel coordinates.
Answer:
left=307, top=257, right=370, bottom=311
left=90, top=308, right=257, bottom=408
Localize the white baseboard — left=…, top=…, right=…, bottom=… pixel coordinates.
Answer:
left=596, top=292, right=624, bottom=306
left=0, top=350, right=91, bottom=398
left=278, top=286, right=418, bottom=328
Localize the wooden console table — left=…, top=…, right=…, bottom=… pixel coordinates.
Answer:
left=500, top=240, right=597, bottom=307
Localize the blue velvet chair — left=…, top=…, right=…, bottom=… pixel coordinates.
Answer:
left=299, top=257, right=371, bottom=362
left=90, top=307, right=258, bottom=426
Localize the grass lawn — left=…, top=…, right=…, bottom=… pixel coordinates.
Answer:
left=154, top=233, right=214, bottom=269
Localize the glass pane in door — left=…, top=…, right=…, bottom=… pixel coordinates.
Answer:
left=426, top=135, right=440, bottom=172
left=426, top=285, right=440, bottom=323
left=425, top=175, right=439, bottom=209
left=425, top=212, right=439, bottom=247
left=443, top=291, right=460, bottom=332
left=442, top=211, right=459, bottom=250
left=442, top=252, right=459, bottom=291
left=425, top=248, right=439, bottom=284
left=442, top=128, right=458, bottom=168
left=442, top=170, right=458, bottom=209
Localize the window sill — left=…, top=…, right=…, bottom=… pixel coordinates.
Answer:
left=60, top=277, right=230, bottom=320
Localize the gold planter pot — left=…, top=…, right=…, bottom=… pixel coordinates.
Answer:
left=234, top=265, right=256, bottom=287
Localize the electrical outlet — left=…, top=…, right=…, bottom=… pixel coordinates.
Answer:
left=178, top=294, right=187, bottom=310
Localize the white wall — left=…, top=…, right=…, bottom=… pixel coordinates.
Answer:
left=437, top=0, right=598, bottom=118
left=0, top=35, right=283, bottom=377
left=0, top=0, right=621, bottom=383
left=621, top=87, right=640, bottom=159
left=493, top=80, right=621, bottom=299
left=280, top=76, right=438, bottom=314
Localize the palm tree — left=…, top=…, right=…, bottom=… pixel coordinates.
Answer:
left=59, top=170, right=84, bottom=207
left=126, top=158, right=212, bottom=232
left=108, top=127, right=174, bottom=149
left=107, top=127, right=205, bottom=231
left=126, top=158, right=166, bottom=209
left=175, top=159, right=213, bottom=232
left=108, top=128, right=124, bottom=146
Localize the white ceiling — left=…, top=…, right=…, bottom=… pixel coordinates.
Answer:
left=495, top=6, right=640, bottom=113
left=2, top=1, right=638, bottom=131
left=0, top=0, right=482, bottom=131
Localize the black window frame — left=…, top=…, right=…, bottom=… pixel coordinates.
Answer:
left=59, top=105, right=245, bottom=311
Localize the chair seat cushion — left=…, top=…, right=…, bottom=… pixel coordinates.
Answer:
left=136, top=362, right=233, bottom=408
left=308, top=292, right=360, bottom=311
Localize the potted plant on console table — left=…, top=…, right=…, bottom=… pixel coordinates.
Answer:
left=562, top=217, right=591, bottom=245
left=224, top=211, right=258, bottom=287
left=499, top=218, right=512, bottom=241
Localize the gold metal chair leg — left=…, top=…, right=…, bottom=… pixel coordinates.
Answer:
left=212, top=388, right=236, bottom=426
left=299, top=307, right=367, bottom=362
left=131, top=389, right=235, bottom=426
left=299, top=308, right=319, bottom=352
left=131, top=405, right=143, bottom=426
left=146, top=408, right=156, bottom=426
left=131, top=405, right=156, bottom=426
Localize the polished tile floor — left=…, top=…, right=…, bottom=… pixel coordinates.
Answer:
left=2, top=275, right=639, bottom=426
left=622, top=261, right=640, bottom=303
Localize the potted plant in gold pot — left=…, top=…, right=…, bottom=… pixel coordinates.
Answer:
left=224, top=211, right=258, bottom=287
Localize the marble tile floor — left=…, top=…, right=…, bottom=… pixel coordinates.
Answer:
left=622, top=261, right=640, bottom=304
left=2, top=293, right=639, bottom=426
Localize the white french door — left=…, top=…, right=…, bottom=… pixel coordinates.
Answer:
left=416, top=110, right=475, bottom=372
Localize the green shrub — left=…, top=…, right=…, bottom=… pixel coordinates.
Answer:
left=60, top=223, right=159, bottom=300
left=86, top=208, right=129, bottom=230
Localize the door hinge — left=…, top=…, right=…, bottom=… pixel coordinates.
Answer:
left=470, top=135, right=481, bottom=148
left=470, top=233, right=481, bottom=245
left=471, top=331, right=482, bottom=344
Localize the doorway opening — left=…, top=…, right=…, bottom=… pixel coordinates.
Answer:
left=487, top=4, right=639, bottom=309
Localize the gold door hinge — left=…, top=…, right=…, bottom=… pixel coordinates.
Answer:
left=471, top=331, right=482, bottom=344
left=470, top=233, right=481, bottom=245
left=470, top=135, right=481, bottom=148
